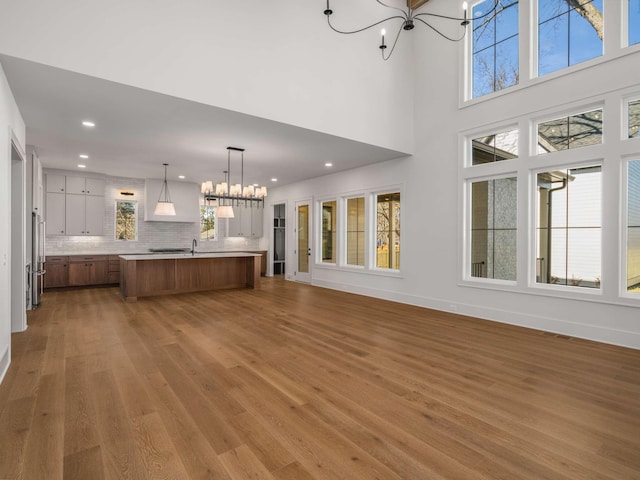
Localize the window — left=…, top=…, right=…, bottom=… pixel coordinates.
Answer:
left=471, top=129, right=519, bottom=165
left=470, top=177, right=517, bottom=281
left=472, top=0, right=519, bottom=98
left=629, top=100, right=640, bottom=139
left=631, top=0, right=640, bottom=46
left=321, top=200, right=337, bottom=263
left=346, top=197, right=365, bottom=266
left=200, top=204, right=216, bottom=240
left=538, top=0, right=603, bottom=76
left=536, top=165, right=602, bottom=288
left=628, top=160, right=640, bottom=294
left=115, top=200, right=137, bottom=241
left=537, top=108, right=603, bottom=154
left=376, top=193, right=400, bottom=270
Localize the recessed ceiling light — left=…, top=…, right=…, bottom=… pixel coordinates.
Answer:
left=325, top=162, right=333, bottom=167
left=271, top=178, right=278, bottom=182
left=79, top=154, right=89, bottom=159
left=77, top=164, right=86, bottom=169
left=178, top=175, right=185, bottom=179
left=82, top=121, right=95, bottom=127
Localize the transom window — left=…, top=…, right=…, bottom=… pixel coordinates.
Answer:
left=471, top=129, right=519, bottom=165
left=629, top=100, right=640, bottom=139
left=537, top=108, right=603, bottom=154
left=538, top=0, right=603, bottom=76
left=471, top=0, right=519, bottom=98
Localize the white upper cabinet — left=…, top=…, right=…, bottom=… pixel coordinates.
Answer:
left=45, top=192, right=66, bottom=235
left=228, top=202, right=263, bottom=237
left=46, top=174, right=66, bottom=193
left=144, top=179, right=200, bottom=223
left=66, top=176, right=105, bottom=195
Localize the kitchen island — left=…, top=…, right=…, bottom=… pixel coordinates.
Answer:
left=119, top=252, right=261, bottom=302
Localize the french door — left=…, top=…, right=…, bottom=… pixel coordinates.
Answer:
left=295, top=200, right=311, bottom=283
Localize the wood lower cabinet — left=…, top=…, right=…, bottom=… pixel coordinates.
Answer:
left=44, top=256, right=69, bottom=288
left=68, top=256, right=109, bottom=286
left=108, top=255, right=120, bottom=284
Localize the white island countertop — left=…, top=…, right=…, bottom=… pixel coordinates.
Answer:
left=119, top=252, right=262, bottom=261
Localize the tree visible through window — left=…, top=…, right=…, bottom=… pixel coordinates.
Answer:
left=376, top=193, right=400, bottom=270
left=200, top=205, right=216, bottom=240
left=630, top=0, right=640, bottom=46
left=472, top=0, right=519, bottom=98
left=322, top=200, right=337, bottom=263
left=538, top=0, right=603, bottom=76
left=116, top=200, right=137, bottom=241
left=346, top=197, right=365, bottom=266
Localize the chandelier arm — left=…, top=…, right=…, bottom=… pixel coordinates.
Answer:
left=413, top=0, right=500, bottom=22
left=375, top=0, right=408, bottom=19
left=327, top=14, right=406, bottom=35
left=414, top=17, right=466, bottom=42
left=382, top=25, right=404, bottom=61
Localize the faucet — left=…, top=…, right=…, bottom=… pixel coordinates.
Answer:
left=191, top=238, right=197, bottom=255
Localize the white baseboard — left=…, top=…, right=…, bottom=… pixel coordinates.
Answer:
left=312, top=279, right=640, bottom=350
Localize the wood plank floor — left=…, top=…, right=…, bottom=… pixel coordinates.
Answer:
left=1, top=277, right=639, bottom=480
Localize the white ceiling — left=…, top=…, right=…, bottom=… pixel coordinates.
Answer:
left=1, top=55, right=408, bottom=187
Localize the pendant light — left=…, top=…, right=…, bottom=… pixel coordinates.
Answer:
left=154, top=163, right=176, bottom=216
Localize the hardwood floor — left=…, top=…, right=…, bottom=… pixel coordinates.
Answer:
left=1, top=277, right=639, bottom=479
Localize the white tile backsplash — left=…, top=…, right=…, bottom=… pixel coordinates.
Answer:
left=45, top=171, right=266, bottom=255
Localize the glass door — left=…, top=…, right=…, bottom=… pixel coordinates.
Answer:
left=295, top=201, right=311, bottom=283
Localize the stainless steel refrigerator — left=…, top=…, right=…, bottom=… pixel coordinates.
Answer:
left=31, top=212, right=46, bottom=307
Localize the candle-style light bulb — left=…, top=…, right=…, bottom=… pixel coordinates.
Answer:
left=324, top=0, right=332, bottom=16
left=380, top=28, right=387, bottom=50
left=462, top=2, right=469, bottom=25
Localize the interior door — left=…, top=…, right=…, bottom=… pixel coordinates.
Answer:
left=295, top=201, right=311, bottom=283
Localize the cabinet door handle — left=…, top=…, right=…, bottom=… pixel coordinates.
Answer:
left=60, top=230, right=64, bottom=233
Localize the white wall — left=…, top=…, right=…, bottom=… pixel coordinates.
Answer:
left=267, top=5, right=640, bottom=349
left=0, top=63, right=26, bottom=382
left=0, top=0, right=413, bottom=154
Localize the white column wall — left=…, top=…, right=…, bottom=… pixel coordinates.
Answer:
left=0, top=63, right=26, bottom=382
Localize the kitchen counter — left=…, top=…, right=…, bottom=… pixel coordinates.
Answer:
left=119, top=252, right=261, bottom=302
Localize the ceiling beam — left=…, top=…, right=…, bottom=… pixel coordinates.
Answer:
left=408, top=0, right=430, bottom=9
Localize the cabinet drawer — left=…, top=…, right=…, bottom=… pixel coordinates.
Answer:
left=108, top=260, right=120, bottom=272
left=69, top=255, right=108, bottom=263
left=108, top=271, right=120, bottom=284
left=46, top=256, right=68, bottom=264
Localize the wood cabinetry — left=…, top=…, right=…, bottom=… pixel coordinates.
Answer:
left=228, top=204, right=263, bottom=237
left=68, top=256, right=109, bottom=286
left=108, top=255, right=120, bottom=284
left=44, top=256, right=69, bottom=288
left=46, top=174, right=105, bottom=236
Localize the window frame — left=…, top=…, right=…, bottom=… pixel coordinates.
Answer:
left=622, top=156, right=640, bottom=298
left=114, top=199, right=138, bottom=241
left=371, top=188, right=402, bottom=273
left=318, top=198, right=338, bottom=265
left=199, top=202, right=217, bottom=241
left=465, top=173, right=519, bottom=285
left=624, top=94, right=640, bottom=140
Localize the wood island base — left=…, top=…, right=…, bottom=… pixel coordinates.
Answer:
left=119, top=253, right=261, bottom=302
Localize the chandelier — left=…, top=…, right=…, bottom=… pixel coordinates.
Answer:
left=201, top=147, right=268, bottom=219
left=323, top=0, right=500, bottom=60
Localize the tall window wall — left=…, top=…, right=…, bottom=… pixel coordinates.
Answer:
left=471, top=0, right=519, bottom=98
left=467, top=2, right=639, bottom=100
